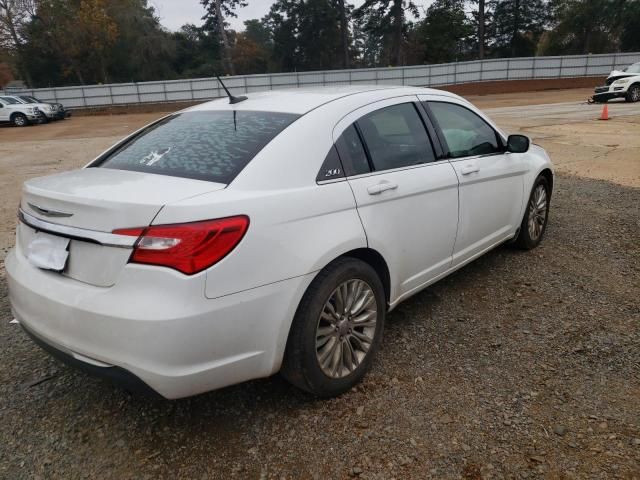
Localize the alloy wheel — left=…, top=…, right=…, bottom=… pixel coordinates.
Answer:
left=315, top=279, right=378, bottom=378
left=527, top=184, right=547, bottom=241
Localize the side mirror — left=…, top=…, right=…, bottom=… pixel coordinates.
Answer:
left=507, top=134, right=530, bottom=153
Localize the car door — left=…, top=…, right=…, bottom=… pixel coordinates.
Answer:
left=0, top=100, right=8, bottom=121
left=420, top=96, right=526, bottom=266
left=335, top=97, right=459, bottom=305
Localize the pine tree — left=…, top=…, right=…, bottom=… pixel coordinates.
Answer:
left=487, top=0, right=550, bottom=57
left=411, top=0, right=474, bottom=64
left=201, top=0, right=246, bottom=75
left=354, top=0, right=419, bottom=66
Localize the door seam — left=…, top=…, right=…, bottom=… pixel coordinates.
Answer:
left=449, top=160, right=461, bottom=267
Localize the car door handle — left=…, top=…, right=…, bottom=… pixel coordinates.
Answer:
left=460, top=164, right=480, bottom=175
left=367, top=181, right=398, bottom=195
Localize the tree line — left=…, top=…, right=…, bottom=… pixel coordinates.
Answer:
left=1, top=0, right=638, bottom=88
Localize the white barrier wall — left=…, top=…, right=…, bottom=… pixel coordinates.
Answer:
left=3, top=52, right=639, bottom=109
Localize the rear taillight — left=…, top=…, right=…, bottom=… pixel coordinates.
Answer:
left=114, top=216, right=249, bottom=275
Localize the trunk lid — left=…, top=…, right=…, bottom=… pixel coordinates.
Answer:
left=19, top=168, right=225, bottom=287
left=21, top=168, right=224, bottom=231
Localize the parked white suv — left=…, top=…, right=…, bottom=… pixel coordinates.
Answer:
left=0, top=95, right=59, bottom=123
left=0, top=96, right=40, bottom=126
left=11, top=95, right=70, bottom=121
left=6, top=86, right=554, bottom=399
left=593, top=62, right=640, bottom=103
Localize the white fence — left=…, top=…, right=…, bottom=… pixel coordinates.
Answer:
left=3, top=52, right=639, bottom=109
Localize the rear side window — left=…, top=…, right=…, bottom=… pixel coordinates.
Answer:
left=357, top=103, right=436, bottom=171
left=97, top=110, right=300, bottom=184
left=316, top=146, right=345, bottom=182
left=427, top=102, right=501, bottom=158
left=335, top=124, right=371, bottom=176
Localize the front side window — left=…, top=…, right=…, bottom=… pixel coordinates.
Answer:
left=357, top=103, right=436, bottom=171
left=428, top=102, right=501, bottom=158
left=96, top=110, right=299, bottom=184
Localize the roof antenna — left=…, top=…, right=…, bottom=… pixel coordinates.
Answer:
left=216, top=75, right=247, bottom=105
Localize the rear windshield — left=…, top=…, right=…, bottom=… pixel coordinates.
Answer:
left=96, top=110, right=300, bottom=184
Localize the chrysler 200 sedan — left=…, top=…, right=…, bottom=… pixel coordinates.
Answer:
left=6, top=86, right=553, bottom=399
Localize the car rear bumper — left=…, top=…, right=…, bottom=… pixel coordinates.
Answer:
left=6, top=246, right=313, bottom=399
left=21, top=323, right=162, bottom=397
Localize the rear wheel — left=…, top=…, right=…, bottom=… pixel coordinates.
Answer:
left=626, top=84, right=640, bottom=103
left=514, top=176, right=550, bottom=250
left=281, top=257, right=385, bottom=397
left=11, top=113, right=29, bottom=127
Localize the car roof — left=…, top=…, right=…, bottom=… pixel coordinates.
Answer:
left=186, top=85, right=459, bottom=115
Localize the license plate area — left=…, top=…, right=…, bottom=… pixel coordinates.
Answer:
left=26, top=232, right=70, bottom=272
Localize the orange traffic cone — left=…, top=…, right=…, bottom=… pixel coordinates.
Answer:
left=599, top=104, right=609, bottom=121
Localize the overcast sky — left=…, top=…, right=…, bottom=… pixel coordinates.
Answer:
left=150, top=1, right=435, bottom=31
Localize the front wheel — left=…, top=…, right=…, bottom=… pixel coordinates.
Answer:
left=12, top=113, right=29, bottom=127
left=514, top=176, right=551, bottom=250
left=626, top=84, right=640, bottom=103
left=281, top=257, right=386, bottom=397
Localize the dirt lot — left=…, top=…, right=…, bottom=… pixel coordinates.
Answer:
left=0, top=89, right=639, bottom=479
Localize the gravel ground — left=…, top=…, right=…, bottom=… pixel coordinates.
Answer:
left=1, top=173, right=638, bottom=479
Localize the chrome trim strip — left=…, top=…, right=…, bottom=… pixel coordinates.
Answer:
left=343, top=158, right=451, bottom=181
left=19, top=209, right=136, bottom=248
left=316, top=177, right=347, bottom=186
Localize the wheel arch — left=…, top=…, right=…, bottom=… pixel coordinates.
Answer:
left=275, top=246, right=392, bottom=374
left=337, top=248, right=391, bottom=307
left=538, top=168, right=554, bottom=197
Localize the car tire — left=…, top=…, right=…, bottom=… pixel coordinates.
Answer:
left=626, top=84, right=640, bottom=103
left=11, top=113, right=29, bottom=127
left=514, top=175, right=551, bottom=250
left=281, top=257, right=386, bottom=397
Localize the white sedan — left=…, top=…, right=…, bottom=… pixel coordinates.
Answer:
left=6, top=86, right=553, bottom=399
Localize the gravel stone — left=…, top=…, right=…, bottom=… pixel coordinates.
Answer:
left=553, top=425, right=568, bottom=436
